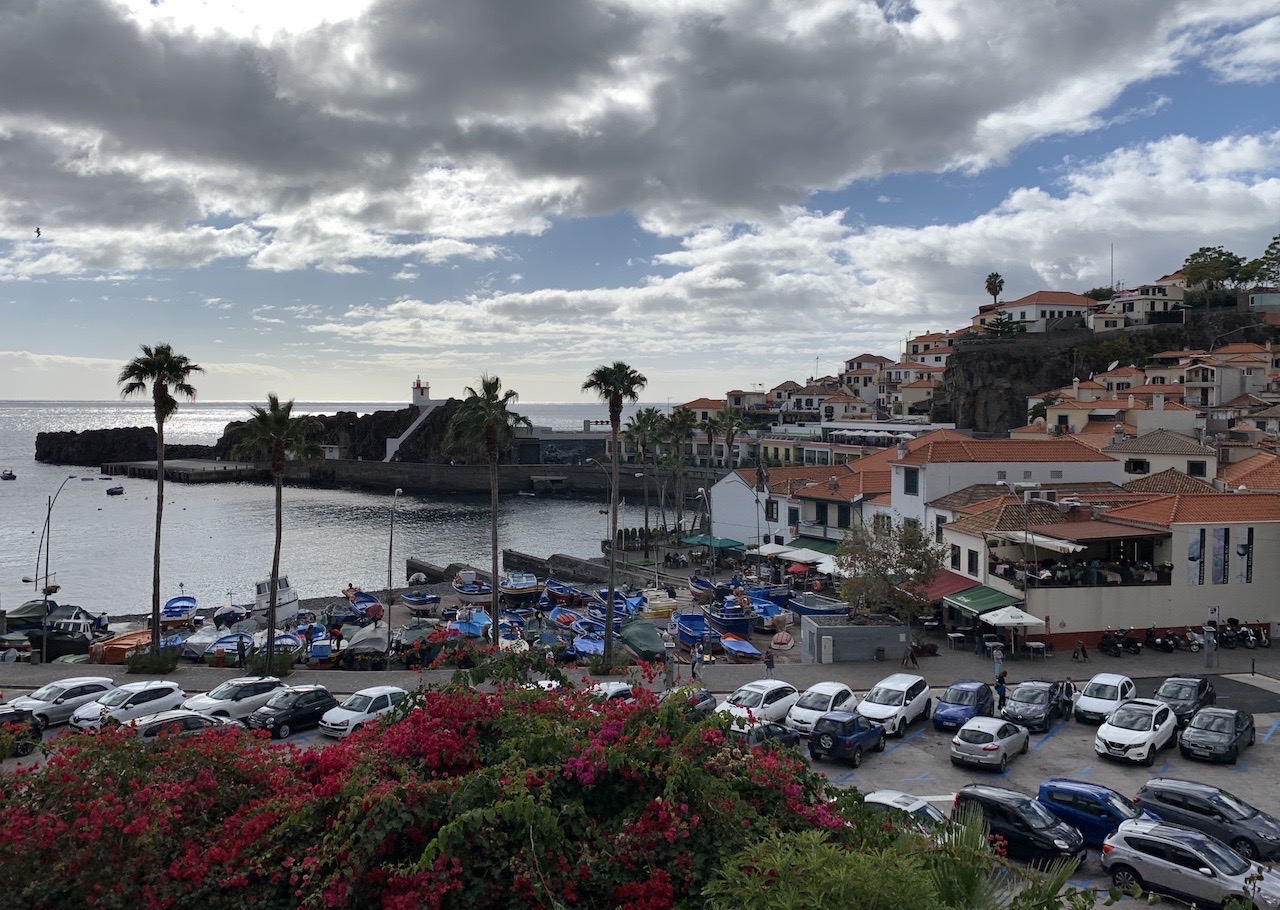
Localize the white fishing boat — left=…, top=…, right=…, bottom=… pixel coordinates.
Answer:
left=254, top=575, right=300, bottom=624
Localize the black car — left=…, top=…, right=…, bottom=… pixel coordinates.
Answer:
left=246, top=685, right=339, bottom=739
left=1152, top=676, right=1215, bottom=727
left=0, top=704, right=42, bottom=757
left=954, top=784, right=1086, bottom=867
left=1134, top=778, right=1280, bottom=862
left=1001, top=680, right=1063, bottom=732
left=1178, top=707, right=1255, bottom=764
left=660, top=686, right=717, bottom=720
left=731, top=721, right=801, bottom=750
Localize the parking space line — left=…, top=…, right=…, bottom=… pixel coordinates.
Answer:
left=1076, top=763, right=1092, bottom=778
left=1229, top=759, right=1251, bottom=773
left=883, top=728, right=925, bottom=756
left=1031, top=721, right=1067, bottom=751
left=1263, top=719, right=1280, bottom=743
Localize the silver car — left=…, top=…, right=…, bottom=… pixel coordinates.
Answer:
left=9, top=676, right=115, bottom=729
left=949, top=716, right=1030, bottom=772
left=1102, top=819, right=1280, bottom=909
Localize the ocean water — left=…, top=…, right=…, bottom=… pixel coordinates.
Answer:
left=0, top=400, right=656, bottom=618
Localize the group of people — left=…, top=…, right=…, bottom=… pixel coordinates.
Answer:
left=991, top=671, right=1078, bottom=717
left=662, top=552, right=691, bottom=569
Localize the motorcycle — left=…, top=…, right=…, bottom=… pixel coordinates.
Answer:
left=1145, top=626, right=1174, bottom=653
left=1183, top=627, right=1204, bottom=653
left=1217, top=620, right=1239, bottom=650
left=1120, top=627, right=1144, bottom=655
left=1098, top=629, right=1124, bottom=658
left=1240, top=625, right=1258, bottom=649
left=1257, top=623, right=1271, bottom=649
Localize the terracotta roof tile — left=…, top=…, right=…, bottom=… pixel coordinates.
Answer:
left=898, top=438, right=1118, bottom=465
left=1123, top=469, right=1217, bottom=494
left=1213, top=343, right=1270, bottom=354
left=1105, top=493, right=1280, bottom=527
left=945, top=501, right=1070, bottom=536
left=1104, top=429, right=1216, bottom=457
left=1004, top=290, right=1094, bottom=307
left=682, top=398, right=726, bottom=409
left=1217, top=454, right=1280, bottom=492
left=927, top=481, right=1123, bottom=511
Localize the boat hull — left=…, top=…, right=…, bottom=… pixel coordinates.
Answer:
left=702, top=606, right=754, bottom=638
left=720, top=633, right=762, bottom=663
left=674, top=613, right=723, bottom=652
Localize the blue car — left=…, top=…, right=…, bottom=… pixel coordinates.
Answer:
left=932, top=679, right=995, bottom=731
left=1037, top=778, right=1158, bottom=846
left=808, top=710, right=886, bottom=767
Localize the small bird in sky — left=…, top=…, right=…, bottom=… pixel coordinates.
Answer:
left=34, top=227, right=41, bottom=238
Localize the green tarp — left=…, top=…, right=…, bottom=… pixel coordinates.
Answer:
left=680, top=534, right=746, bottom=551
left=942, top=584, right=1022, bottom=617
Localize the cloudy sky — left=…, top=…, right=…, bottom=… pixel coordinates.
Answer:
left=2, top=0, right=1279, bottom=404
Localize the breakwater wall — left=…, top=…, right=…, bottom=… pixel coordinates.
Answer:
left=406, top=549, right=687, bottom=591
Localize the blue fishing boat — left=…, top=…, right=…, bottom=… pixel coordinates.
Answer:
left=674, top=612, right=722, bottom=652
left=719, top=632, right=762, bottom=663
left=202, top=631, right=254, bottom=664
left=571, top=632, right=605, bottom=659
left=753, top=600, right=794, bottom=632
left=687, top=575, right=731, bottom=599
left=548, top=606, right=586, bottom=628
left=544, top=578, right=585, bottom=604
left=401, top=590, right=441, bottom=617
left=746, top=583, right=792, bottom=608
left=160, top=594, right=198, bottom=627
left=702, top=596, right=755, bottom=637
left=448, top=609, right=493, bottom=638
left=787, top=592, right=852, bottom=617
left=452, top=570, right=493, bottom=605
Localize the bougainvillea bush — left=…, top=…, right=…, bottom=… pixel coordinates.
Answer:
left=0, top=677, right=841, bottom=910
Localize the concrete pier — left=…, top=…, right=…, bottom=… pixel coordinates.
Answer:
left=102, top=459, right=266, bottom=483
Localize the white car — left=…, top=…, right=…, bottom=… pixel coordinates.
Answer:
left=9, top=676, right=115, bottom=729
left=864, top=790, right=948, bottom=831
left=715, top=680, right=800, bottom=725
left=319, top=685, right=408, bottom=738
left=786, top=681, right=857, bottom=734
left=1074, top=673, right=1135, bottom=724
left=69, top=680, right=186, bottom=732
left=949, top=716, right=1030, bottom=772
left=588, top=681, right=636, bottom=703
left=1094, top=698, right=1177, bottom=766
left=131, top=709, right=239, bottom=743
left=181, top=676, right=286, bottom=721
left=856, top=673, right=931, bottom=737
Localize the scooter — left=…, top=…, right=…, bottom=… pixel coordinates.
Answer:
left=1145, top=626, right=1175, bottom=653
left=1120, top=627, right=1144, bottom=655
left=1256, top=623, right=1271, bottom=649
left=1240, top=626, right=1258, bottom=649
left=1183, top=627, right=1204, bottom=652
left=1098, top=629, right=1124, bottom=658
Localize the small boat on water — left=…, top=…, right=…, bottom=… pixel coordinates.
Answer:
left=452, top=570, right=493, bottom=605
left=1, top=469, right=16, bottom=481
left=719, top=632, right=762, bottom=663
left=160, top=594, right=198, bottom=627
left=702, top=596, right=755, bottom=638
left=106, top=486, right=124, bottom=496
left=674, top=612, right=722, bottom=652
left=498, top=571, right=543, bottom=606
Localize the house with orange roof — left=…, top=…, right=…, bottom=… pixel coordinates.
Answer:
left=767, top=380, right=802, bottom=409
left=1086, top=281, right=1187, bottom=332
left=708, top=465, right=852, bottom=550
left=977, top=290, right=1094, bottom=333
left=1242, top=403, right=1280, bottom=435
left=725, top=388, right=767, bottom=412
left=1216, top=452, right=1280, bottom=493
left=1103, top=429, right=1217, bottom=483
left=682, top=397, right=726, bottom=423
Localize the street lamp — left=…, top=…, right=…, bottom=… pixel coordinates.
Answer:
left=697, top=487, right=715, bottom=583
left=26, top=474, right=77, bottom=664
left=386, top=488, right=403, bottom=639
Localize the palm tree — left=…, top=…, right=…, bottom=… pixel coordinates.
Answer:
left=985, top=272, right=1004, bottom=306
left=698, top=414, right=719, bottom=469
left=624, top=407, right=665, bottom=559
left=665, top=406, right=698, bottom=535
left=118, top=344, right=203, bottom=658
left=231, top=395, right=322, bottom=670
left=583, top=361, right=648, bottom=666
left=718, top=407, right=746, bottom=468
left=445, top=375, right=530, bottom=644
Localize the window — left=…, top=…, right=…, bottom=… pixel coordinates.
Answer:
left=967, top=549, right=979, bottom=576
left=1022, top=470, right=1032, bottom=480
left=950, top=545, right=961, bottom=570
left=788, top=507, right=800, bottom=528
left=815, top=503, right=829, bottom=525
left=1187, top=461, right=1207, bottom=478
left=903, top=467, right=919, bottom=496
left=996, top=470, right=1007, bottom=481
left=1050, top=470, right=1063, bottom=479
left=1124, top=459, right=1151, bottom=475
left=837, top=504, right=851, bottom=529
left=904, top=518, right=920, bottom=533
left=935, top=516, right=947, bottom=544
left=872, top=514, right=891, bottom=534
left=765, top=499, right=779, bottom=522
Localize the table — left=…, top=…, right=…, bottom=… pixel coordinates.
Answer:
left=946, top=633, right=965, bottom=651
left=1024, top=641, right=1046, bottom=660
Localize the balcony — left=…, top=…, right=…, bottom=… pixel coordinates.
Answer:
left=989, top=557, right=1171, bottom=589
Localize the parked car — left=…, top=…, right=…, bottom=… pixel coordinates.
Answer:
left=1102, top=819, right=1280, bottom=909
left=1094, top=698, right=1177, bottom=767
left=182, top=677, right=286, bottom=721
left=1134, top=779, right=1280, bottom=862
left=1001, top=679, right=1064, bottom=732
left=659, top=686, right=716, bottom=720
left=932, top=679, right=995, bottom=731
left=1036, top=778, right=1155, bottom=846
left=319, top=685, right=409, bottom=738
left=786, top=681, right=856, bottom=734
left=954, top=784, right=1085, bottom=867
left=1179, top=707, right=1255, bottom=765
left=715, top=680, right=800, bottom=725
left=808, top=710, right=886, bottom=766
left=729, top=721, right=801, bottom=750
left=863, top=790, right=947, bottom=831
left=949, top=716, right=1030, bottom=772
left=69, top=680, right=186, bottom=732
left=588, top=681, right=637, bottom=704
left=8, top=676, right=115, bottom=729
left=1152, top=676, right=1216, bottom=727
left=1073, top=673, right=1135, bottom=724
left=245, top=684, right=339, bottom=739
left=0, top=704, right=43, bottom=757
left=855, top=673, right=931, bottom=737
left=132, top=709, right=239, bottom=743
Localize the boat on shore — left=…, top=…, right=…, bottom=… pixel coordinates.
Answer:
left=498, top=571, right=543, bottom=606
left=452, top=571, right=492, bottom=605
left=674, top=612, right=722, bottom=652
left=753, top=600, right=793, bottom=632
left=160, top=594, right=198, bottom=627
left=787, top=592, right=851, bottom=618
left=400, top=590, right=441, bottom=616
left=638, top=587, right=678, bottom=619
left=255, top=575, right=300, bottom=623
left=544, top=579, right=585, bottom=605
left=702, top=597, right=755, bottom=637
left=720, top=632, right=762, bottom=663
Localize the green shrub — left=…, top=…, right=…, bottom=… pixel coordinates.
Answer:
left=124, top=647, right=180, bottom=674
left=245, top=652, right=296, bottom=677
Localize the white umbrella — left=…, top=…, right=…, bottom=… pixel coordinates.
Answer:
left=756, top=542, right=796, bottom=557
left=981, top=605, right=1045, bottom=629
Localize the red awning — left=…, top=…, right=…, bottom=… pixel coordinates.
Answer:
left=787, top=563, right=811, bottom=575
left=897, top=569, right=980, bottom=603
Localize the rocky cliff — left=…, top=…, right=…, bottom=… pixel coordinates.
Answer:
left=35, top=427, right=216, bottom=466
left=215, top=406, right=425, bottom=462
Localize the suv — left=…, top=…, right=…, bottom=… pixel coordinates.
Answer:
left=9, top=677, right=115, bottom=729
left=1102, top=819, right=1280, bottom=909
left=954, top=784, right=1085, bottom=867
left=1094, top=698, right=1176, bottom=766
left=808, top=710, right=886, bottom=766
left=182, top=677, right=286, bottom=721
left=319, top=686, right=408, bottom=738
left=1152, top=676, right=1216, bottom=727
left=1135, top=779, right=1280, bottom=862
left=1074, top=673, right=1135, bottom=724
left=716, top=680, right=800, bottom=724
left=1001, top=679, right=1063, bottom=732
left=856, top=673, right=931, bottom=737
left=932, top=679, right=995, bottom=731
left=69, top=680, right=186, bottom=732
left=245, top=685, right=339, bottom=739
left=1037, top=778, right=1153, bottom=846
left=659, top=686, right=716, bottom=720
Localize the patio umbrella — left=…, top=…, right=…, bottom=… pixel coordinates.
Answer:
left=981, top=605, right=1045, bottom=628
left=787, top=563, right=810, bottom=575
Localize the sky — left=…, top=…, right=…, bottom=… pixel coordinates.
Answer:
left=2, top=0, right=1279, bottom=405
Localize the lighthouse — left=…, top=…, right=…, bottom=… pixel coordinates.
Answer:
left=411, top=377, right=433, bottom=411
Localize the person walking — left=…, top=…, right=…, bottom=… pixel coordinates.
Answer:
left=994, top=672, right=1008, bottom=711
left=1057, top=676, right=1077, bottom=721
left=992, top=641, right=1004, bottom=677
left=764, top=648, right=776, bottom=678
left=691, top=643, right=702, bottom=680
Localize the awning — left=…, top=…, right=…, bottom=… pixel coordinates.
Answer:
left=898, top=569, right=981, bottom=603
left=755, top=542, right=796, bottom=557
left=943, top=585, right=1023, bottom=617
left=680, top=534, right=746, bottom=551
left=785, top=537, right=843, bottom=556
left=816, top=557, right=841, bottom=577
left=986, top=530, right=1086, bottom=554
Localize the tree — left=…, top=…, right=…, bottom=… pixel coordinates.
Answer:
left=1182, top=245, right=1245, bottom=289
left=836, top=518, right=949, bottom=620
left=984, top=312, right=1024, bottom=338
left=1028, top=393, right=1061, bottom=423
left=445, top=375, right=530, bottom=644
left=698, top=413, right=719, bottom=469
left=718, top=407, right=746, bottom=468
left=230, top=395, right=322, bottom=670
left=583, top=361, right=648, bottom=666
left=985, top=272, right=1004, bottom=306
left=664, top=406, right=698, bottom=534
left=1081, top=286, right=1115, bottom=301
left=624, top=407, right=665, bottom=558
left=117, top=344, right=203, bottom=658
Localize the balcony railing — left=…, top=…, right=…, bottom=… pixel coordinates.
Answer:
left=989, top=558, right=1171, bottom=589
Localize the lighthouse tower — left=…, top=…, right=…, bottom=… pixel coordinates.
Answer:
left=411, top=377, right=433, bottom=411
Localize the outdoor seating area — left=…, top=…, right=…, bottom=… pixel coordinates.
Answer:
left=989, top=557, right=1171, bottom=589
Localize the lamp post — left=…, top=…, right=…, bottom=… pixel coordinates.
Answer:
left=697, top=487, right=715, bottom=584
left=27, top=474, right=77, bottom=664
left=386, top=488, right=403, bottom=638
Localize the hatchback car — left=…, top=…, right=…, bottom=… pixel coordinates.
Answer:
left=715, top=680, right=800, bottom=724
left=659, top=686, right=716, bottom=720
left=1179, top=707, right=1255, bottom=765
left=0, top=704, right=43, bottom=757
left=1037, top=778, right=1155, bottom=846
left=1152, top=676, right=1216, bottom=727
left=1102, top=819, right=1280, bottom=909
left=1094, top=698, right=1176, bottom=766
left=132, top=709, right=238, bottom=743
left=182, top=677, right=286, bottom=721
left=1135, top=779, right=1280, bottom=862
left=856, top=673, right=931, bottom=737
left=319, top=685, right=409, bottom=738
left=786, top=681, right=856, bottom=734
left=730, top=721, right=801, bottom=750
left=9, top=676, right=115, bottom=729
left=1074, top=673, right=1135, bottom=724
left=808, top=710, right=885, bottom=766
left=932, top=679, right=995, bottom=731
left=954, top=784, right=1085, bottom=866
left=245, top=685, right=339, bottom=739
left=1001, top=679, right=1064, bottom=732
left=588, top=681, right=636, bottom=704
left=949, top=716, right=1030, bottom=772
left=69, top=680, right=186, bottom=732
left=864, top=791, right=947, bottom=831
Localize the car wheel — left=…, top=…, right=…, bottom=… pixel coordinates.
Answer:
left=1110, top=865, right=1142, bottom=893
left=1231, top=838, right=1259, bottom=861
left=1249, top=729, right=1256, bottom=747
left=32, top=714, right=48, bottom=732
left=998, top=755, right=1007, bottom=773
left=1142, top=748, right=1155, bottom=768
left=1020, top=736, right=1030, bottom=755
left=893, top=719, right=905, bottom=738
left=809, top=749, right=823, bottom=761
left=13, top=740, right=36, bottom=758
left=875, top=733, right=886, bottom=752
left=922, top=699, right=932, bottom=721
left=1228, top=747, right=1239, bottom=765
left=851, top=746, right=862, bottom=768
left=1180, top=747, right=1190, bottom=759
left=275, top=723, right=291, bottom=740
left=819, top=733, right=835, bottom=752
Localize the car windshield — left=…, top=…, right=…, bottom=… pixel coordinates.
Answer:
left=99, top=689, right=134, bottom=707
left=1016, top=800, right=1058, bottom=830
left=1190, top=713, right=1233, bottom=734
left=1083, top=682, right=1118, bottom=700
left=28, top=684, right=66, bottom=702
left=1210, top=792, right=1257, bottom=822
left=1199, top=838, right=1250, bottom=876
left=266, top=691, right=299, bottom=709
left=207, top=682, right=242, bottom=700
left=1011, top=687, right=1049, bottom=706
left=340, top=694, right=374, bottom=713
left=796, top=691, right=834, bottom=711
left=1108, top=707, right=1153, bottom=731
left=864, top=687, right=905, bottom=707
left=916, top=803, right=946, bottom=825
left=1157, top=681, right=1197, bottom=700
left=943, top=687, right=977, bottom=706
left=728, top=689, right=764, bottom=708
left=957, top=728, right=993, bottom=744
